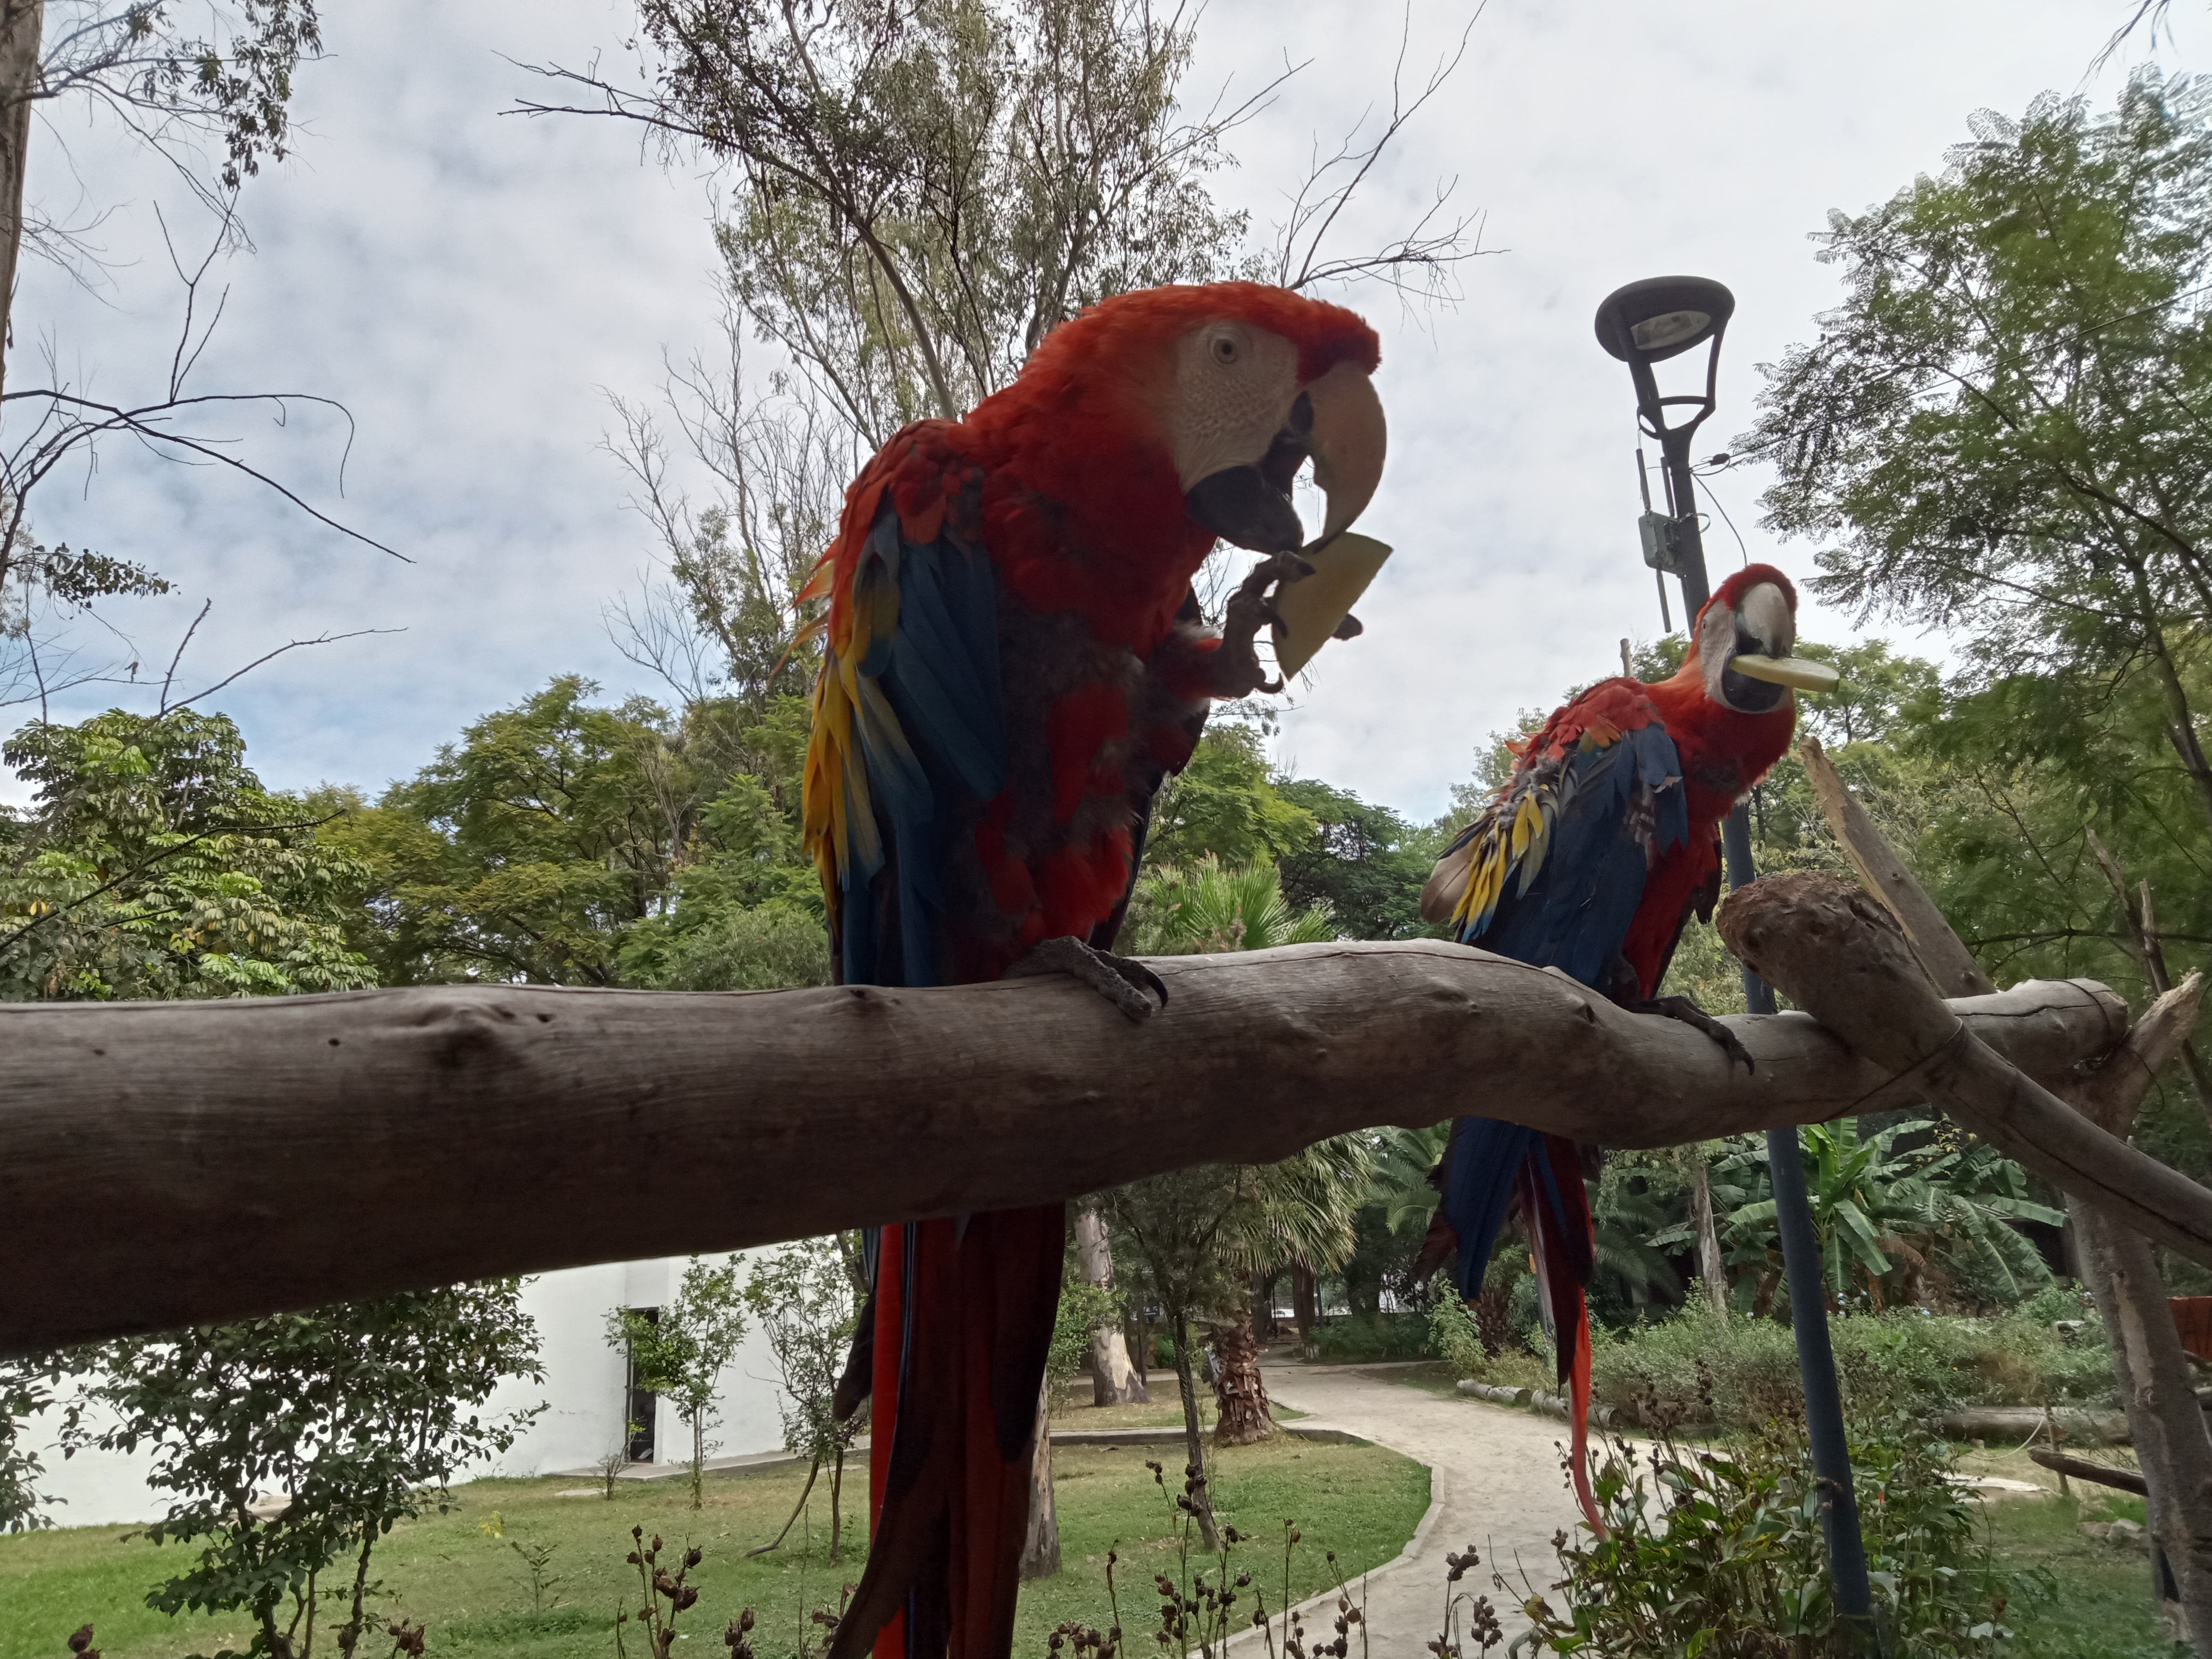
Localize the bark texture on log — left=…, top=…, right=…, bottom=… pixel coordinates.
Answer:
left=2031, top=1448, right=2150, bottom=1496
left=1798, top=735, right=1995, bottom=999
left=1073, top=1209, right=1146, bottom=1406
left=0, top=942, right=2125, bottom=1354
left=1715, top=876, right=2212, bottom=1270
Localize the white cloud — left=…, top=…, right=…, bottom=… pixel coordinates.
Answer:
left=3, top=0, right=2199, bottom=822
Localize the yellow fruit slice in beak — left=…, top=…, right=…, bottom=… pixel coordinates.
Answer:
left=1731, top=654, right=1840, bottom=693
left=1271, top=533, right=1393, bottom=678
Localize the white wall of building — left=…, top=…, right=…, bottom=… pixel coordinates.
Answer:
left=27, top=1254, right=797, bottom=1529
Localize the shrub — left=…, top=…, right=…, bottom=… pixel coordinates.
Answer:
left=1310, top=1312, right=1434, bottom=1363
left=1510, top=1410, right=2041, bottom=1656
left=1585, top=1297, right=2114, bottom=1428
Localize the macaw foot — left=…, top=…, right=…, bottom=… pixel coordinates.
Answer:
left=1624, top=993, right=1755, bottom=1075
left=1211, top=550, right=1314, bottom=699
left=1006, top=935, right=1168, bottom=1022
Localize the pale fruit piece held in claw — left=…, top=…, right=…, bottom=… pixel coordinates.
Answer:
left=1731, top=653, right=1840, bottom=693
left=1270, top=533, right=1393, bottom=678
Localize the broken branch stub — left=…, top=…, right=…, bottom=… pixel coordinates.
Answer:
left=1715, top=872, right=2212, bottom=1271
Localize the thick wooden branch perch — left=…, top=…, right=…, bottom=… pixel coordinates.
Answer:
left=0, top=940, right=2125, bottom=1356
left=1717, top=873, right=2212, bottom=1270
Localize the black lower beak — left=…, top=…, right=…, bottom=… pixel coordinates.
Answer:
left=1186, top=465, right=1304, bottom=553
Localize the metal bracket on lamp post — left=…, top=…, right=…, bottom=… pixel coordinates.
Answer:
left=1597, top=276, right=1882, bottom=1654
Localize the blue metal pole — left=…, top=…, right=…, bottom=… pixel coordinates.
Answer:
left=1663, top=432, right=1880, bottom=1652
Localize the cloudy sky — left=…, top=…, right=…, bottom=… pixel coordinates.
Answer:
left=5, top=0, right=2206, bottom=822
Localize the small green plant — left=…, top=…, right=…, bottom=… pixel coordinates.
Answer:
left=510, top=1537, right=564, bottom=1614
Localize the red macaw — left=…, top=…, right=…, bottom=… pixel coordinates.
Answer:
left=1418, top=564, right=1823, bottom=1528
left=800, top=282, right=1387, bottom=1659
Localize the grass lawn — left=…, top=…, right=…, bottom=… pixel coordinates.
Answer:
left=1978, top=1488, right=2180, bottom=1658
left=1, top=1438, right=1425, bottom=1659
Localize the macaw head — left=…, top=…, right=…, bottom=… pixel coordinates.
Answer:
left=1683, top=564, right=1837, bottom=712
left=1025, top=281, right=1387, bottom=555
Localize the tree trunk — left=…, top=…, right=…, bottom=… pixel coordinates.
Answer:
left=2074, top=1202, right=2211, bottom=1645
left=1073, top=1208, right=1146, bottom=1405
left=1251, top=1270, right=1276, bottom=1345
left=829, top=1445, right=844, bottom=1565
left=1169, top=1309, right=1221, bottom=1551
left=1209, top=1312, right=1273, bottom=1446
left=1292, top=1262, right=1318, bottom=1356
left=1018, top=1378, right=1059, bottom=1581
left=0, top=0, right=39, bottom=414
left=1683, top=1146, right=1729, bottom=1319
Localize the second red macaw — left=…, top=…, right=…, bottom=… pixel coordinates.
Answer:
left=1419, top=564, right=1821, bottom=1528
left=801, top=281, right=1387, bottom=1659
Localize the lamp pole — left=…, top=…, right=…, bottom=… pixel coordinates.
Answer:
left=1595, top=276, right=1880, bottom=1652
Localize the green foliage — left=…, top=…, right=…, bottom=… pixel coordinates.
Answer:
left=608, top=1255, right=749, bottom=1511
left=0, top=708, right=374, bottom=1000
left=1048, top=1278, right=1122, bottom=1396
left=633, top=0, right=1253, bottom=436
left=1122, top=856, right=1335, bottom=956
left=1428, top=1295, right=1485, bottom=1381
left=1519, top=1414, right=2030, bottom=1656
left=1742, top=69, right=2212, bottom=1174
left=739, top=1238, right=860, bottom=1471
left=1142, top=724, right=1316, bottom=875
left=1273, top=777, right=1439, bottom=940
left=336, top=679, right=823, bottom=990
left=1711, top=1122, right=2063, bottom=1314
left=1306, top=1312, right=1432, bottom=1364
left=79, top=1281, right=543, bottom=1659
left=1585, top=1295, right=2114, bottom=1430
left=0, top=1359, right=61, bottom=1532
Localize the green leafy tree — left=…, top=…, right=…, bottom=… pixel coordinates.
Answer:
left=334, top=678, right=824, bottom=991
left=1140, top=724, right=1317, bottom=875
left=1739, top=68, right=2212, bottom=1169
left=1747, top=69, right=2212, bottom=841
left=0, top=708, right=373, bottom=1000
left=607, top=1254, right=748, bottom=1511
left=1274, top=777, right=1440, bottom=940
left=739, top=1237, right=860, bottom=1562
left=79, top=1281, right=543, bottom=1659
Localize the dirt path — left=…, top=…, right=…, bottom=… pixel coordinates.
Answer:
left=1243, top=1363, right=1579, bottom=1654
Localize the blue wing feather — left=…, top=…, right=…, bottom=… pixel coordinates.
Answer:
left=1442, top=717, right=1686, bottom=1299
left=839, top=501, right=1006, bottom=990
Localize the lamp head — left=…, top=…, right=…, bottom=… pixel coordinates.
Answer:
left=1595, top=275, right=1736, bottom=365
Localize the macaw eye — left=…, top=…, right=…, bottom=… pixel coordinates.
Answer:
left=1211, top=334, right=1239, bottom=365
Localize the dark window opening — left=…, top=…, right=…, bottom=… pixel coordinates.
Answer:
left=623, top=1306, right=660, bottom=1463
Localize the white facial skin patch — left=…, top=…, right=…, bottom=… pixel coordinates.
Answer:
left=1166, top=322, right=1301, bottom=492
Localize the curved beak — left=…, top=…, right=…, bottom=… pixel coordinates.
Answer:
left=1305, top=360, right=1387, bottom=544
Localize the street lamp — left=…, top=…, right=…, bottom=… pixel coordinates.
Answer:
left=1594, top=275, right=1736, bottom=623
left=1594, top=276, right=1881, bottom=1654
